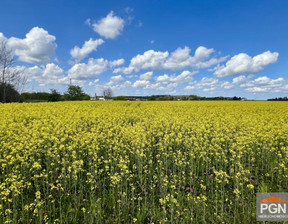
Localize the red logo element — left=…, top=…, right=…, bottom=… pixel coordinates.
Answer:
left=259, top=196, right=288, bottom=203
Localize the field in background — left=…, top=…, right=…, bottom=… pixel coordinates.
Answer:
left=0, top=101, right=288, bottom=223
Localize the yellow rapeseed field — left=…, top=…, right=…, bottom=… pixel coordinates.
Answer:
left=0, top=101, right=287, bottom=223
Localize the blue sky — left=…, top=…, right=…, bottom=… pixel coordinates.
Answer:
left=1, top=0, right=288, bottom=99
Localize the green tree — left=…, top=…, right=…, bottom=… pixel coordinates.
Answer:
left=64, top=85, right=85, bottom=101
left=233, top=96, right=241, bottom=101
left=0, top=83, right=20, bottom=102
left=48, top=89, right=62, bottom=102
left=189, top=95, right=200, bottom=100
left=148, top=95, right=156, bottom=101
left=114, top=96, right=127, bottom=101
left=158, top=95, right=170, bottom=101
left=20, top=92, right=51, bottom=102
left=82, top=93, right=91, bottom=100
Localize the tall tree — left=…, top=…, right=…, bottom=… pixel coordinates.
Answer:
left=64, top=85, right=85, bottom=101
left=0, top=41, right=13, bottom=103
left=103, top=87, right=113, bottom=99
left=0, top=41, right=24, bottom=102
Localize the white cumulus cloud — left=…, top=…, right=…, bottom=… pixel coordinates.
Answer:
left=92, top=11, right=124, bottom=39
left=243, top=76, right=287, bottom=92
left=67, top=57, right=124, bottom=80
left=0, top=33, right=6, bottom=42
left=113, top=46, right=227, bottom=74
left=221, top=81, right=234, bottom=89
left=214, top=51, right=279, bottom=77
left=68, top=58, right=108, bottom=80
left=108, top=75, right=124, bottom=85
left=232, top=75, right=250, bottom=84
left=109, top=58, right=125, bottom=67
left=139, top=71, right=153, bottom=80
left=156, top=70, right=197, bottom=84
left=6, top=27, right=57, bottom=64
left=18, top=63, right=68, bottom=86
left=70, top=38, right=104, bottom=61
left=171, top=70, right=198, bottom=83
left=156, top=74, right=170, bottom=83
left=185, top=77, right=219, bottom=91
left=132, top=80, right=150, bottom=88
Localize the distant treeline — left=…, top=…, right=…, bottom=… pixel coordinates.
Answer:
left=114, top=95, right=243, bottom=101
left=267, top=97, right=288, bottom=101
left=21, top=87, right=90, bottom=102
left=0, top=84, right=91, bottom=103
left=21, top=92, right=61, bottom=102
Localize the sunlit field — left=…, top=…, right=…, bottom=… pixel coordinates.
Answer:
left=0, top=101, right=287, bottom=223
